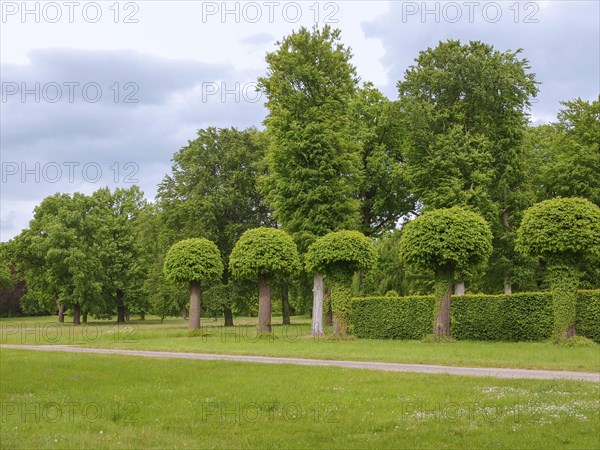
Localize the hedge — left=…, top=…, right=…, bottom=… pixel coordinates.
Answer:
left=350, top=290, right=600, bottom=342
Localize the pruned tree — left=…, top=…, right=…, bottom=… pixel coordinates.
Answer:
left=229, top=228, right=300, bottom=334
left=163, top=238, right=224, bottom=330
left=516, top=197, right=600, bottom=340
left=305, top=230, right=377, bottom=335
left=399, top=207, right=493, bottom=337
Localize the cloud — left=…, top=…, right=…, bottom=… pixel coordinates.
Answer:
left=1, top=48, right=267, bottom=240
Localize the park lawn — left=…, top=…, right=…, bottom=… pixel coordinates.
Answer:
left=1, top=316, right=599, bottom=372
left=0, top=349, right=599, bottom=449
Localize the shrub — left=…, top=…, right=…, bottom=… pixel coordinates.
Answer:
left=350, top=290, right=600, bottom=342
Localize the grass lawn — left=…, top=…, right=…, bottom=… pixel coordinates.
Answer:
left=1, top=316, right=599, bottom=372
left=1, top=349, right=599, bottom=449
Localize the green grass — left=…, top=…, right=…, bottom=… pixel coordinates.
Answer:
left=1, top=349, right=598, bottom=449
left=1, top=316, right=599, bottom=372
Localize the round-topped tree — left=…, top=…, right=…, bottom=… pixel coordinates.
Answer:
left=163, top=238, right=224, bottom=330
left=305, top=230, right=377, bottom=336
left=229, top=227, right=300, bottom=334
left=400, top=207, right=492, bottom=337
left=516, top=197, right=600, bottom=340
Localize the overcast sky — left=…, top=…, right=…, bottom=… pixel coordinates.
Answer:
left=1, top=0, right=598, bottom=241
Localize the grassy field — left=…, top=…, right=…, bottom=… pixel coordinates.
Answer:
left=1, top=316, right=599, bottom=372
left=1, top=348, right=599, bottom=449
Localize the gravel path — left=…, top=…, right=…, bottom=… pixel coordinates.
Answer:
left=2, top=344, right=598, bottom=382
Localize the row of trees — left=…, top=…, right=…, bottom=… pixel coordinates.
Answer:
left=1, top=26, right=598, bottom=334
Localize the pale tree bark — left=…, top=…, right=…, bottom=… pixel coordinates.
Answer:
left=188, top=281, right=202, bottom=330
left=281, top=283, right=291, bottom=325
left=454, top=281, right=465, bottom=295
left=73, top=303, right=81, bottom=326
left=503, top=279, right=512, bottom=295
left=311, top=273, right=324, bottom=336
left=257, top=275, right=272, bottom=334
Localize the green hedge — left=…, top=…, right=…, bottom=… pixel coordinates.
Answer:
left=350, top=290, right=600, bottom=342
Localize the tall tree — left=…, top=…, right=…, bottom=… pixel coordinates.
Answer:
left=350, top=83, right=414, bottom=236
left=398, top=40, right=538, bottom=293
left=258, top=26, right=360, bottom=335
left=91, top=186, right=148, bottom=322
left=158, top=127, right=273, bottom=324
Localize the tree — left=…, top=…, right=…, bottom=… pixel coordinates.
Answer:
left=0, top=261, right=14, bottom=291
left=516, top=197, right=600, bottom=340
left=398, top=40, right=538, bottom=293
left=163, top=238, right=224, bottom=330
left=229, top=228, right=300, bottom=334
left=158, top=127, right=273, bottom=324
left=305, top=230, right=377, bottom=335
left=91, top=186, right=148, bottom=322
left=258, top=26, right=361, bottom=334
left=399, top=207, right=492, bottom=337
left=529, top=98, right=600, bottom=205
left=12, top=193, right=102, bottom=324
left=350, top=83, right=414, bottom=236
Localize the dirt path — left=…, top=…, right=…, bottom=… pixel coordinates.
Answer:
left=2, top=344, right=598, bottom=382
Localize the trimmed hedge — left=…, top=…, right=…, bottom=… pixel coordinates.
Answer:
left=350, top=290, right=600, bottom=342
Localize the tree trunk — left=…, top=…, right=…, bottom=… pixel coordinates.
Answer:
left=549, top=264, right=578, bottom=340
left=73, top=303, right=81, bottom=326
left=125, top=312, right=130, bottom=322
left=181, top=305, right=188, bottom=320
left=188, top=281, right=202, bottom=330
left=311, top=273, right=324, bottom=336
left=454, top=281, right=465, bottom=295
left=504, top=279, right=512, bottom=295
left=433, top=280, right=451, bottom=336
left=258, top=275, right=271, bottom=334
left=223, top=306, right=234, bottom=327
left=57, top=302, right=65, bottom=323
left=140, top=311, right=145, bottom=320
left=82, top=311, right=88, bottom=323
left=282, top=283, right=291, bottom=325
left=116, top=290, right=125, bottom=323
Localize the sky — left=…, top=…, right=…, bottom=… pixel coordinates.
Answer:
left=1, top=0, right=599, bottom=242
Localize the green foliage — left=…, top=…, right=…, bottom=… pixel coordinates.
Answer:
left=350, top=296, right=435, bottom=339
left=158, top=127, right=273, bottom=271
left=229, top=228, right=300, bottom=281
left=516, top=197, right=600, bottom=261
left=385, top=290, right=399, bottom=297
left=577, top=290, right=600, bottom=342
left=163, top=238, right=223, bottom=284
left=0, top=263, right=14, bottom=291
left=350, top=82, right=414, bottom=235
left=399, top=206, right=493, bottom=279
left=258, top=26, right=360, bottom=250
left=527, top=98, right=600, bottom=205
left=517, top=197, right=600, bottom=338
left=351, top=291, right=600, bottom=342
left=305, top=230, right=377, bottom=277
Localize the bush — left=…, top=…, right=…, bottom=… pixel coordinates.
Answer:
left=350, top=290, right=600, bottom=342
